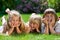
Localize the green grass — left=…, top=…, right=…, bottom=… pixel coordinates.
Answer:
left=0, top=13, right=60, bottom=40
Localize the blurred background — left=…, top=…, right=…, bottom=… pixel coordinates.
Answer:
left=0, top=0, right=60, bottom=14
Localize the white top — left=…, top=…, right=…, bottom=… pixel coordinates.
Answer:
left=55, top=20, right=60, bottom=32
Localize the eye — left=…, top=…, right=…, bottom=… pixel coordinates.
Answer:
left=12, top=20, right=15, bottom=21
left=45, top=14, right=49, bottom=17
left=33, top=23, right=35, bottom=25
left=47, top=15, right=49, bottom=18
left=30, top=22, right=32, bottom=24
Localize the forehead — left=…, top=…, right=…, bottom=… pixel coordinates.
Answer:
left=45, top=13, right=54, bottom=16
left=10, top=14, right=20, bottom=19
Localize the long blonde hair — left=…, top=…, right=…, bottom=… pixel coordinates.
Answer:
left=3, top=10, right=25, bottom=33
left=29, top=13, right=41, bottom=32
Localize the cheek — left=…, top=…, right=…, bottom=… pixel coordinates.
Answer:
left=45, top=16, right=49, bottom=20
left=34, top=24, right=39, bottom=28
left=16, top=21, right=19, bottom=24
left=16, top=21, right=20, bottom=25
left=29, top=23, right=31, bottom=26
left=59, top=18, right=60, bottom=20
left=11, top=21, right=15, bottom=24
left=29, top=23, right=33, bottom=28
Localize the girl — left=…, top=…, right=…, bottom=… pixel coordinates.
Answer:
left=42, top=8, right=58, bottom=34
left=25, top=13, right=41, bottom=33
left=0, top=8, right=25, bottom=35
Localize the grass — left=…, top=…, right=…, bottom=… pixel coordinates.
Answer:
left=0, top=13, right=60, bottom=40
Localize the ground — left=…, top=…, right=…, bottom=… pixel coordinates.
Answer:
left=0, top=13, right=60, bottom=40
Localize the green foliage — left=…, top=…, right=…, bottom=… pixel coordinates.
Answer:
left=47, top=0, right=60, bottom=11
left=0, top=0, right=47, bottom=14
left=0, top=0, right=60, bottom=14
left=55, top=0, right=60, bottom=12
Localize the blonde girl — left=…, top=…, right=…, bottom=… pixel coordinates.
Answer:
left=25, top=13, right=41, bottom=33
left=0, top=8, right=25, bottom=35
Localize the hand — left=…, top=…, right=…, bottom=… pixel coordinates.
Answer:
left=36, top=29, right=40, bottom=33
left=7, top=27, right=14, bottom=35
left=42, top=18, right=48, bottom=25
left=9, top=22, right=15, bottom=28
left=16, top=26, right=22, bottom=34
left=44, top=26, right=49, bottom=34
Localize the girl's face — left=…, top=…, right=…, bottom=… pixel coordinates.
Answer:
left=9, top=15, right=21, bottom=27
left=45, top=13, right=54, bottom=22
left=29, top=21, right=39, bottom=30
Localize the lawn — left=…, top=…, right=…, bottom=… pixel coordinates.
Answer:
left=0, top=13, right=60, bottom=40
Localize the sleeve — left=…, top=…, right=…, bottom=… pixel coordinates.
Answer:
left=54, top=21, right=58, bottom=29
left=0, top=26, right=4, bottom=33
left=41, top=23, right=45, bottom=33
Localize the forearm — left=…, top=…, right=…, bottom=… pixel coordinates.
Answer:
left=36, top=28, right=40, bottom=33
left=49, top=25, right=55, bottom=34
left=25, top=27, right=31, bottom=33
left=44, top=25, right=49, bottom=34
left=16, top=27, right=22, bottom=34
left=7, top=28, right=14, bottom=35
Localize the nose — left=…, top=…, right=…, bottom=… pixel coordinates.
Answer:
left=13, top=20, right=17, bottom=25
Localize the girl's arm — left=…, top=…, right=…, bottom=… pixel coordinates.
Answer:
left=49, top=16, right=56, bottom=34
left=42, top=18, right=49, bottom=34
left=49, top=24, right=56, bottom=34
left=24, top=26, right=31, bottom=33
left=16, top=27, right=22, bottom=34
left=44, top=25, right=49, bottom=34
left=7, top=27, right=14, bottom=35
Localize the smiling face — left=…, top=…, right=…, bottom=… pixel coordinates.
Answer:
left=44, top=12, right=55, bottom=23
left=9, top=14, right=21, bottom=27
left=29, top=19, right=39, bottom=30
